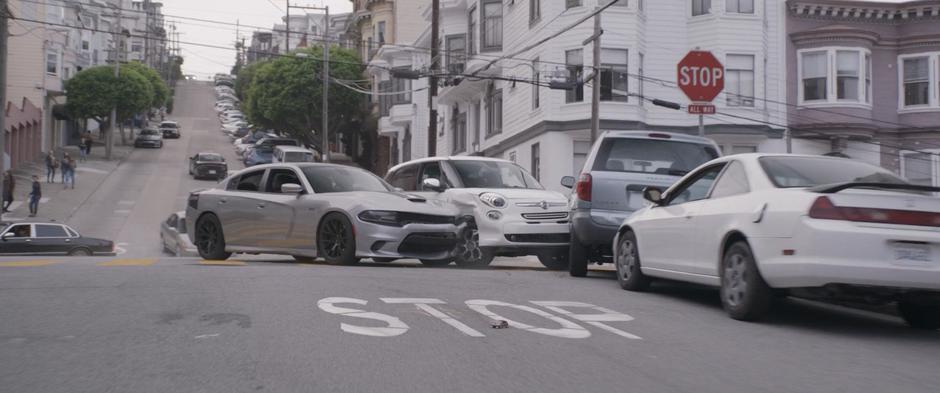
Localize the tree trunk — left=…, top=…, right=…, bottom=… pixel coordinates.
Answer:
left=119, top=122, right=127, bottom=145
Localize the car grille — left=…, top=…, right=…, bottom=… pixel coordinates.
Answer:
left=398, top=232, right=458, bottom=254
left=521, top=211, right=568, bottom=220
left=504, top=233, right=570, bottom=243
left=398, top=212, right=456, bottom=226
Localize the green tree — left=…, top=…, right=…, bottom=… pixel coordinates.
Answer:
left=123, top=61, right=170, bottom=110
left=65, top=65, right=153, bottom=150
left=245, top=46, right=366, bottom=152
left=235, top=60, right=264, bottom=101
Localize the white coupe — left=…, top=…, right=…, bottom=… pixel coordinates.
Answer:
left=613, top=153, right=940, bottom=329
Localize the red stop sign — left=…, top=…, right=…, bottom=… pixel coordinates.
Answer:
left=677, top=51, right=725, bottom=102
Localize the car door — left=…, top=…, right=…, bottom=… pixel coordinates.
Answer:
left=685, top=160, right=753, bottom=277
left=257, top=167, right=304, bottom=249
left=633, top=164, right=726, bottom=273
left=220, top=169, right=267, bottom=248
left=0, top=224, right=35, bottom=255
left=32, top=224, right=73, bottom=255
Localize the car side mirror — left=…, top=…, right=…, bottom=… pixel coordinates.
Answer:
left=1, top=232, right=13, bottom=240
left=422, top=178, right=444, bottom=192
left=643, top=187, right=664, bottom=205
left=281, top=183, right=303, bottom=194
left=560, top=176, right=575, bottom=189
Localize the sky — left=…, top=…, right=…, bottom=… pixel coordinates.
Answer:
left=161, top=0, right=912, bottom=80
left=159, top=0, right=352, bottom=80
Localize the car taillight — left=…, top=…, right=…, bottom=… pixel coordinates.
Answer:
left=648, top=133, right=672, bottom=139
left=808, top=196, right=940, bottom=227
left=575, top=173, right=592, bottom=202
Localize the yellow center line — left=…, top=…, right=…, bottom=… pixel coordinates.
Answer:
left=97, top=258, right=158, bottom=266
left=0, top=260, right=58, bottom=267
left=198, top=259, right=246, bottom=266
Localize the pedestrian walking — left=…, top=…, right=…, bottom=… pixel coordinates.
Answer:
left=61, top=153, right=75, bottom=189
left=2, top=170, right=14, bottom=213
left=85, top=133, right=93, bottom=157
left=45, top=151, right=58, bottom=183
left=28, top=175, right=41, bottom=217
left=79, top=134, right=89, bottom=162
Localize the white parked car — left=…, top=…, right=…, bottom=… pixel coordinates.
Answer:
left=386, top=157, right=570, bottom=269
left=613, top=153, right=940, bottom=329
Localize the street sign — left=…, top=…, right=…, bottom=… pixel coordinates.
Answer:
left=687, top=104, right=716, bottom=115
left=677, top=51, right=725, bottom=102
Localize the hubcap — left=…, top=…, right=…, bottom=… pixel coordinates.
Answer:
left=196, top=219, right=220, bottom=255
left=617, top=239, right=637, bottom=281
left=456, top=229, right=483, bottom=263
left=321, top=219, right=347, bottom=258
left=724, top=253, right=748, bottom=307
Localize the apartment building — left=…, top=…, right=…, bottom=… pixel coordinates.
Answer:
left=785, top=0, right=940, bottom=183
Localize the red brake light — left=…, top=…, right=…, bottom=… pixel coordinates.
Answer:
left=809, top=196, right=940, bottom=227
left=575, top=173, right=592, bottom=202
left=648, top=133, right=672, bottom=139
left=808, top=197, right=843, bottom=220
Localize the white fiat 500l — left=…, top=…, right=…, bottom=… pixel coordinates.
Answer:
left=614, top=154, right=940, bottom=329
left=386, top=157, right=570, bottom=269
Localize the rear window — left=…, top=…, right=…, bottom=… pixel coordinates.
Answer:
left=592, top=137, right=719, bottom=176
left=35, top=224, right=68, bottom=238
left=759, top=156, right=906, bottom=188
left=160, top=122, right=178, bottom=128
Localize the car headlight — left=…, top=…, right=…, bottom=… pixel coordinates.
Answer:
left=358, top=210, right=401, bottom=227
left=478, top=192, right=508, bottom=209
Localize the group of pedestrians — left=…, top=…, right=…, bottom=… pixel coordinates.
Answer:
left=44, top=150, right=76, bottom=189
left=2, top=171, right=41, bottom=217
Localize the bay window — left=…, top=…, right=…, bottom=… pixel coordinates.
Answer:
left=903, top=57, right=929, bottom=107
left=446, top=35, right=466, bottom=74
left=799, top=48, right=871, bottom=105
left=801, top=51, right=827, bottom=102
left=481, top=0, right=502, bottom=52
left=600, top=49, right=628, bottom=102
left=726, top=0, right=754, bottom=13
left=837, top=51, right=860, bottom=100
left=692, top=0, right=711, bottom=16
left=726, top=54, right=754, bottom=107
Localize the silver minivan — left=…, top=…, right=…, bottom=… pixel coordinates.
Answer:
left=562, top=131, right=720, bottom=277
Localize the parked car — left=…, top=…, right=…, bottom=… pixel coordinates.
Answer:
left=613, top=153, right=940, bottom=329
left=189, top=152, right=228, bottom=180
left=274, top=145, right=316, bottom=163
left=134, top=128, right=164, bottom=148
left=253, top=137, right=299, bottom=151
left=244, top=147, right=274, bottom=167
left=0, top=222, right=115, bottom=256
left=562, top=131, right=720, bottom=276
left=159, top=121, right=181, bottom=138
left=386, top=157, right=569, bottom=269
left=186, top=163, right=463, bottom=265
left=160, top=212, right=198, bottom=257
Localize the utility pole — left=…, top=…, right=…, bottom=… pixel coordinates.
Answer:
left=583, top=9, right=603, bottom=143
left=108, top=6, right=123, bottom=160
left=322, top=6, right=330, bottom=162
left=285, top=0, right=290, bottom=53
left=427, top=0, right=439, bottom=156
left=1, top=0, right=9, bottom=208
left=143, top=0, right=151, bottom=67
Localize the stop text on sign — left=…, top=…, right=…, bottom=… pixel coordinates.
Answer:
left=317, top=297, right=641, bottom=340
left=678, top=66, right=724, bottom=89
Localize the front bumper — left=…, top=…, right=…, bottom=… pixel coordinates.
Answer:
left=354, top=220, right=462, bottom=261
left=476, top=208, right=570, bottom=248
left=752, top=217, right=940, bottom=290
left=135, top=140, right=161, bottom=147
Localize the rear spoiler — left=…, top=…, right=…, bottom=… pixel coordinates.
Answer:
left=809, top=182, right=940, bottom=194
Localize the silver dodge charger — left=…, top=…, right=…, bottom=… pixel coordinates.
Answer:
left=186, top=163, right=464, bottom=264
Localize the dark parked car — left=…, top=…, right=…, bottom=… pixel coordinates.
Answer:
left=254, top=137, right=299, bottom=151
left=189, top=152, right=228, bottom=180
left=134, top=128, right=163, bottom=148
left=159, top=121, right=181, bottom=138
left=244, top=147, right=274, bottom=167
left=0, top=222, right=115, bottom=256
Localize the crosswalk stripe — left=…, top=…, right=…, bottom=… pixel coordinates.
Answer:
left=0, top=260, right=57, bottom=267
left=97, top=258, right=157, bottom=266
left=198, top=259, right=246, bottom=266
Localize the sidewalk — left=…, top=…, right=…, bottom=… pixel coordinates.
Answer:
left=1, top=138, right=136, bottom=223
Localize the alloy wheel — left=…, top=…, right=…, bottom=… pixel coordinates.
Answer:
left=456, top=229, right=483, bottom=263
left=723, top=253, right=749, bottom=307
left=321, top=218, right=348, bottom=259
left=617, top=238, right=637, bottom=282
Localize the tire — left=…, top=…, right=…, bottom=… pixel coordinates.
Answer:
left=614, top=231, right=651, bottom=291
left=317, top=213, right=359, bottom=265
left=372, top=257, right=397, bottom=263
left=194, top=213, right=232, bottom=260
left=720, top=241, right=773, bottom=321
left=537, top=249, right=569, bottom=270
left=568, top=235, right=589, bottom=277
left=67, top=248, right=91, bottom=256
left=453, top=228, right=494, bottom=267
left=420, top=259, right=452, bottom=267
left=293, top=255, right=316, bottom=263
left=898, top=298, right=940, bottom=330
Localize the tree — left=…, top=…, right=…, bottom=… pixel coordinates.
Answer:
left=235, top=60, right=264, bottom=101
left=122, top=61, right=170, bottom=110
left=65, top=65, right=153, bottom=150
left=245, top=46, right=366, bottom=152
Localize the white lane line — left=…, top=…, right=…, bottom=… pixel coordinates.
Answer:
left=194, top=334, right=220, bottom=339
left=114, top=209, right=132, bottom=214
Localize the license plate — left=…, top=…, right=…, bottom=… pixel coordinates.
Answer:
left=891, top=243, right=933, bottom=266
left=209, top=170, right=217, bottom=174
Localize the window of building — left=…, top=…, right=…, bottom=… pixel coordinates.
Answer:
left=801, top=51, right=827, bottom=102
left=530, top=0, right=541, bottom=25
left=531, top=143, right=541, bottom=181
left=903, top=57, right=929, bottom=107
left=566, top=0, right=581, bottom=9
left=566, top=49, right=584, bottom=103
left=726, top=54, right=754, bottom=107
left=692, top=0, right=711, bottom=16
left=403, top=126, right=412, bottom=162
left=452, top=107, right=467, bottom=154
left=82, top=40, right=89, bottom=50
left=446, top=35, right=466, bottom=75
left=486, top=86, right=503, bottom=137
left=46, top=52, right=58, bottom=75
left=532, top=58, right=540, bottom=109
left=900, top=151, right=938, bottom=186
left=377, top=21, right=386, bottom=46
left=865, top=53, right=872, bottom=103
left=391, top=67, right=412, bottom=105
left=481, top=0, right=502, bottom=51
left=131, top=42, right=142, bottom=53
left=467, top=6, right=477, bottom=56
left=378, top=80, right=393, bottom=116
left=800, top=48, right=872, bottom=105
left=600, top=49, right=628, bottom=102
left=472, top=101, right=481, bottom=146
left=837, top=51, right=860, bottom=101
left=725, top=0, right=753, bottom=14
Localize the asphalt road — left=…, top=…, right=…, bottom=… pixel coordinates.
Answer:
left=1, top=82, right=937, bottom=393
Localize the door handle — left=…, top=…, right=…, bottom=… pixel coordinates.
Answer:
left=25, top=239, right=31, bottom=242
left=65, top=239, right=71, bottom=242
left=218, top=199, right=227, bottom=204
left=257, top=203, right=266, bottom=209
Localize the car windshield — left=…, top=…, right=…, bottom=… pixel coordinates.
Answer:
left=302, top=166, right=390, bottom=193
left=140, top=129, right=159, bottom=136
left=759, top=156, right=907, bottom=188
left=592, top=137, right=719, bottom=176
left=451, top=160, right=542, bottom=189
left=198, top=154, right=223, bottom=162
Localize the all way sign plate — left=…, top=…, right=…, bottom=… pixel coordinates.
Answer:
left=688, top=104, right=716, bottom=115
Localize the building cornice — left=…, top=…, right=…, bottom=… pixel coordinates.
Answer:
left=790, top=26, right=881, bottom=45
left=788, top=0, right=940, bottom=23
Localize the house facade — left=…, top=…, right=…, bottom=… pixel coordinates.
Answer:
left=785, top=0, right=940, bottom=184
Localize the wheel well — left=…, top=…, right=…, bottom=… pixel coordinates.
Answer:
left=719, top=231, right=750, bottom=271
left=68, top=247, right=92, bottom=255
